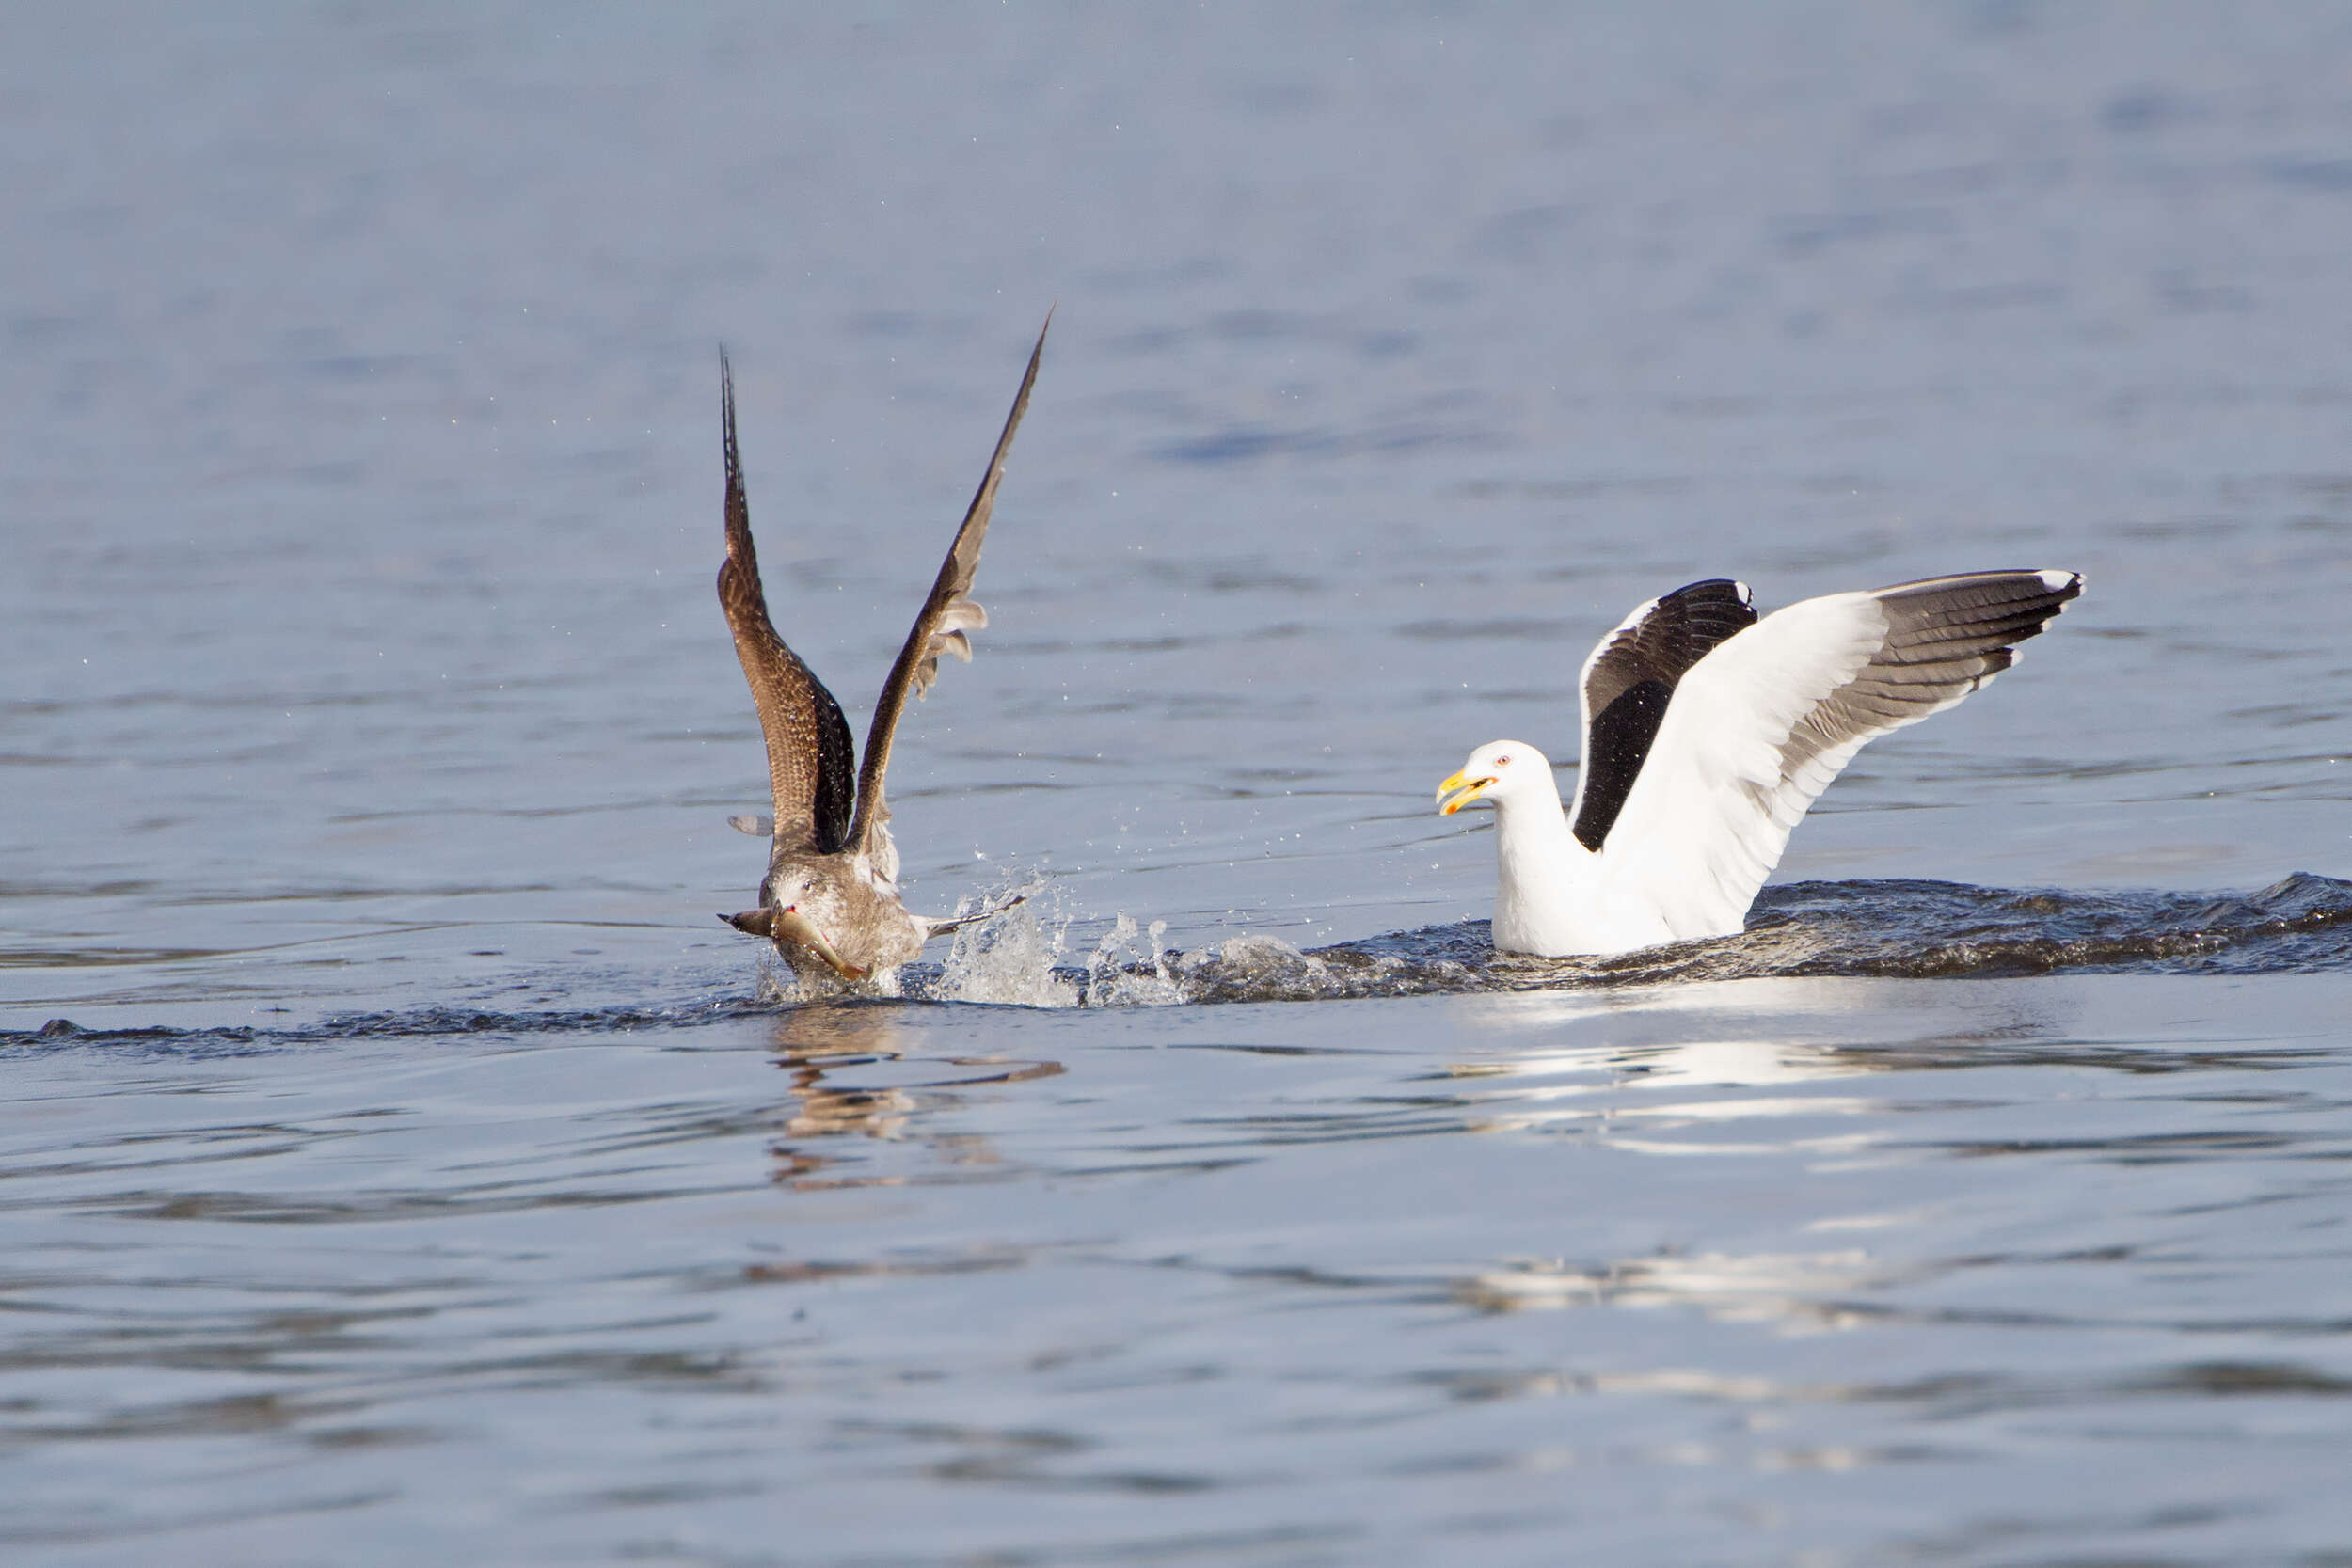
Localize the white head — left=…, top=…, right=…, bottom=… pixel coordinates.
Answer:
left=1435, top=740, right=1556, bottom=816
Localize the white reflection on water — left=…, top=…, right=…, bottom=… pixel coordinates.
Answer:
left=1462, top=1248, right=1907, bottom=1332
left=1447, top=975, right=2076, bottom=1050
left=1422, top=979, right=2070, bottom=1162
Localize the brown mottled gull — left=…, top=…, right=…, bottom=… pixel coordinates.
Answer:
left=713, top=318, right=1047, bottom=987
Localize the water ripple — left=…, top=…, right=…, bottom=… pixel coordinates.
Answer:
left=9, top=875, right=2351, bottom=1043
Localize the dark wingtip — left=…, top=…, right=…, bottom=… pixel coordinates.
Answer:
left=720, top=350, right=739, bottom=475
left=1025, top=309, right=1052, bottom=378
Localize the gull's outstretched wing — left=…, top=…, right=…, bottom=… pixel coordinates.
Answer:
left=846, top=314, right=1049, bottom=860
left=717, top=353, right=856, bottom=856
left=1568, top=578, right=1758, bottom=852
left=1597, top=569, right=2083, bottom=940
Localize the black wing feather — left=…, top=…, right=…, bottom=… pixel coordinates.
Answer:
left=1571, top=578, right=1757, bottom=852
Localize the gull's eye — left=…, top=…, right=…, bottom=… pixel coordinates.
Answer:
left=1494, top=754, right=1512, bottom=767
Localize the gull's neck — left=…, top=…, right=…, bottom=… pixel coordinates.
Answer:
left=1487, top=769, right=1597, bottom=953
left=1489, top=773, right=1585, bottom=874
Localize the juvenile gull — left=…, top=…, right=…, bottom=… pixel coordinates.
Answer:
left=713, top=319, right=1047, bottom=986
left=1435, top=570, right=2084, bottom=958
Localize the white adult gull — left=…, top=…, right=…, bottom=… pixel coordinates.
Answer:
left=712, top=318, right=1048, bottom=987
left=1435, top=570, right=2084, bottom=958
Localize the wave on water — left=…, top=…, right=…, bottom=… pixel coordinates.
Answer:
left=8, top=875, right=2350, bottom=1047
left=1105, top=872, right=2352, bottom=1006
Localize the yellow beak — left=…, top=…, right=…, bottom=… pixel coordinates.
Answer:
left=1435, top=769, right=1495, bottom=816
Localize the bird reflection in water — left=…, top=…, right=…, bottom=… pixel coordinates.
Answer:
left=1441, top=979, right=2067, bottom=1105
left=1457, top=1247, right=1904, bottom=1328
left=762, top=1005, right=1064, bottom=1188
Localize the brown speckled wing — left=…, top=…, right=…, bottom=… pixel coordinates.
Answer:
left=718, top=354, right=855, bottom=856
left=847, top=314, right=1048, bottom=860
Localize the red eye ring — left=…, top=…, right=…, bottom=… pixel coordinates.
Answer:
left=1495, top=754, right=1512, bottom=766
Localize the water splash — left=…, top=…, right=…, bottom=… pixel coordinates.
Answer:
left=1084, top=926, right=1468, bottom=1006
left=1082, top=913, right=1184, bottom=1006
left=925, top=876, right=1079, bottom=1007
left=752, top=953, right=904, bottom=1005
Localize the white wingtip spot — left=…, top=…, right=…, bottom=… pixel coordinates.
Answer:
left=1734, top=580, right=1753, bottom=606
left=2040, top=569, right=2079, bottom=592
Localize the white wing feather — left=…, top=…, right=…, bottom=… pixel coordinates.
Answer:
left=1596, top=592, right=1888, bottom=939
left=1593, top=569, right=2079, bottom=942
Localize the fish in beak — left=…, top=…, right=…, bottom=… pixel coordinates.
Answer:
left=1435, top=768, right=1496, bottom=816
left=719, top=904, right=868, bottom=981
